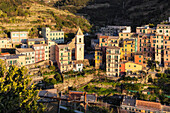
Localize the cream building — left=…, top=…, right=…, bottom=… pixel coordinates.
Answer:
left=0, top=38, right=12, bottom=48
left=106, top=46, right=120, bottom=77
left=16, top=48, right=35, bottom=65
left=156, top=24, right=170, bottom=36
left=75, top=28, right=85, bottom=61
left=42, top=27, right=64, bottom=43
left=47, top=40, right=56, bottom=62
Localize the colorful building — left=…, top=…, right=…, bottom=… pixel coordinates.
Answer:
left=164, top=36, right=170, bottom=68
left=125, top=61, right=143, bottom=74
left=0, top=54, right=26, bottom=67
left=32, top=44, right=48, bottom=63
left=27, top=38, right=45, bottom=48
left=16, top=48, right=35, bottom=65
left=106, top=46, right=120, bottom=77
left=136, top=25, right=156, bottom=34
left=10, top=31, right=28, bottom=44
left=156, top=24, right=170, bottom=36
left=134, top=54, right=143, bottom=65
left=55, top=44, right=73, bottom=73
left=121, top=38, right=135, bottom=60
left=95, top=45, right=102, bottom=69
left=99, top=36, right=119, bottom=48
left=41, top=27, right=64, bottom=43
left=0, top=38, right=12, bottom=48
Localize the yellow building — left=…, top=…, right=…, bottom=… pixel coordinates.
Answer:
left=55, top=44, right=73, bottom=73
left=95, top=45, right=102, bottom=69
left=121, top=38, right=135, bottom=60
left=119, top=32, right=134, bottom=40
left=125, top=61, right=142, bottom=74
left=27, top=38, right=45, bottom=48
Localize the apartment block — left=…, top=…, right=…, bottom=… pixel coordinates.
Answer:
left=27, top=38, right=45, bottom=48
left=154, top=35, right=164, bottom=65
left=99, top=36, right=119, bottom=48
left=156, top=24, right=170, bottom=36
left=47, top=40, right=56, bottom=61
left=16, top=48, right=35, bottom=65
left=121, top=38, right=136, bottom=60
left=10, top=31, right=28, bottom=43
left=55, top=44, right=73, bottom=73
left=0, top=54, right=26, bottom=67
left=106, top=46, right=120, bottom=77
left=100, top=26, right=131, bottom=36
left=32, top=44, right=48, bottom=63
left=137, top=34, right=154, bottom=59
left=0, top=38, right=12, bottom=48
left=136, top=25, right=156, bottom=34
left=95, top=46, right=102, bottom=69
left=164, top=36, right=170, bottom=68
left=42, top=27, right=64, bottom=43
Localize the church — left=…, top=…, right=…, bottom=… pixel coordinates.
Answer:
left=55, top=27, right=85, bottom=73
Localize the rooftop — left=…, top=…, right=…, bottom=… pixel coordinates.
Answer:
left=0, top=54, right=25, bottom=60
left=76, top=27, right=84, bottom=36
left=57, top=44, right=69, bottom=49
left=16, top=48, right=35, bottom=53
left=28, top=38, right=45, bottom=41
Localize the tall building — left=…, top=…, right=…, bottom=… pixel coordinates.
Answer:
left=41, top=27, right=64, bottom=43
left=163, top=36, right=170, bottom=68
left=10, top=31, right=28, bottom=44
left=55, top=44, right=72, bottom=73
left=95, top=45, right=102, bottom=69
left=106, top=46, right=120, bottom=77
left=75, top=27, right=84, bottom=61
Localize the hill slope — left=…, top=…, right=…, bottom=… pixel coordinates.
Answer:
left=0, top=0, right=91, bottom=37
left=55, top=0, right=170, bottom=30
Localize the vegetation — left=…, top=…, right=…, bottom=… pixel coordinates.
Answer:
left=0, top=60, right=44, bottom=113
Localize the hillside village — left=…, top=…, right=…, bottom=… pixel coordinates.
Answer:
left=0, top=16, right=170, bottom=112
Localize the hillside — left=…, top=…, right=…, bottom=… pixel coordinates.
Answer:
left=0, top=0, right=91, bottom=37
left=55, top=0, right=170, bottom=30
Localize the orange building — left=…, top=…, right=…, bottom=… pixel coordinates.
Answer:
left=134, top=54, right=143, bottom=65
left=119, top=62, right=125, bottom=75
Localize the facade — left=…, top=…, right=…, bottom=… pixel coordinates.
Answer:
left=125, top=61, right=142, bottom=74
left=10, top=31, right=28, bottom=43
left=134, top=54, right=143, bottom=65
left=32, top=44, right=48, bottom=63
left=106, top=46, right=120, bottom=77
left=136, top=25, right=156, bottom=34
left=27, top=38, right=45, bottom=48
left=95, top=46, right=102, bottom=69
left=55, top=44, right=73, bottom=73
left=99, top=36, right=119, bottom=48
left=73, top=60, right=84, bottom=72
left=100, top=26, right=131, bottom=36
left=0, top=38, right=12, bottom=48
left=16, top=48, right=35, bottom=65
left=0, top=54, right=26, bottom=67
left=156, top=24, right=170, bottom=36
left=164, top=36, right=170, bottom=67
left=75, top=28, right=85, bottom=61
left=119, top=32, right=134, bottom=40
left=121, top=38, right=135, bottom=60
left=119, top=62, right=126, bottom=75
left=41, top=27, right=64, bottom=43
left=47, top=40, right=56, bottom=61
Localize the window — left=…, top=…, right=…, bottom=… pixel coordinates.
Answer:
left=61, top=53, right=63, bottom=56
left=119, top=65, right=121, bottom=67
left=121, top=34, right=123, bottom=36
left=125, top=45, right=127, bottom=47
left=134, top=65, right=136, bottom=67
left=97, top=56, right=99, bottom=60
left=61, top=58, right=63, bottom=60
left=102, top=39, right=105, bottom=42
left=129, top=65, right=130, bottom=67
left=126, top=34, right=128, bottom=36
left=125, top=49, right=127, bottom=52
left=108, top=69, right=110, bottom=72
left=79, top=38, right=81, bottom=43
left=131, top=49, right=133, bottom=52
left=139, top=60, right=141, bottom=62
left=139, top=56, right=141, bottom=58
left=79, top=48, right=81, bottom=51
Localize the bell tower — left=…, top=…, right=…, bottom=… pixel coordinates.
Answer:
left=75, top=27, right=84, bottom=61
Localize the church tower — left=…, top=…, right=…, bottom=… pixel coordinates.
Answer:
left=75, top=27, right=84, bottom=61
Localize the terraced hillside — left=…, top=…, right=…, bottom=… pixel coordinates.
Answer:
left=55, top=0, right=170, bottom=30
left=0, top=0, right=91, bottom=37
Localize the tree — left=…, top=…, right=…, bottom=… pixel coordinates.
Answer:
left=0, top=65, right=44, bottom=113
